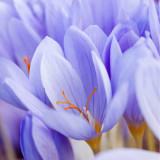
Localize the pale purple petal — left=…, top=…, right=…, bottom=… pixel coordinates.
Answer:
left=94, top=148, right=160, bottom=160
left=41, top=46, right=87, bottom=112
left=21, top=114, right=59, bottom=160
left=8, top=18, right=41, bottom=73
left=92, top=51, right=112, bottom=124
left=0, top=78, right=49, bottom=117
left=53, top=132, right=74, bottom=160
left=30, top=36, right=64, bottom=103
left=135, top=58, right=160, bottom=140
left=102, top=83, right=128, bottom=132
left=64, top=26, right=99, bottom=115
left=42, top=110, right=96, bottom=140
left=149, top=0, right=160, bottom=51
left=110, top=36, right=122, bottom=77
left=85, top=25, right=107, bottom=57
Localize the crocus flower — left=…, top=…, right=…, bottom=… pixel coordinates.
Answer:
left=94, top=148, right=160, bottom=160
left=0, top=27, right=128, bottom=153
left=111, top=36, right=160, bottom=146
left=135, top=58, right=160, bottom=140
left=21, top=113, right=73, bottom=160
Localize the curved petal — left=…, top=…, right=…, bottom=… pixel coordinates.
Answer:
left=13, top=0, right=44, bottom=36
left=42, top=110, right=96, bottom=140
left=102, top=83, right=128, bottom=132
left=102, top=22, right=139, bottom=77
left=20, top=113, right=59, bottom=160
left=30, top=36, right=64, bottom=103
left=70, top=0, right=93, bottom=29
left=8, top=18, right=41, bottom=73
left=135, top=58, right=160, bottom=140
left=85, top=25, right=107, bottom=57
left=92, top=51, right=112, bottom=124
left=0, top=78, right=49, bottom=117
left=94, top=148, right=160, bottom=160
left=0, top=57, right=35, bottom=94
left=149, top=0, right=160, bottom=51
left=111, top=39, right=154, bottom=124
left=118, top=30, right=139, bottom=53
left=41, top=46, right=87, bottom=112
left=64, top=26, right=99, bottom=115
left=110, top=36, right=122, bottom=77
left=53, top=132, right=74, bottom=160
left=45, top=0, right=70, bottom=47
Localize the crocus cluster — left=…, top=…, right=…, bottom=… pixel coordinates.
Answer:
left=0, top=0, right=159, bottom=160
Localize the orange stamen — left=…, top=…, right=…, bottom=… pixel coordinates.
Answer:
left=56, top=88, right=98, bottom=123
left=86, top=88, right=98, bottom=111
left=56, top=91, right=89, bottom=122
left=22, top=56, right=30, bottom=74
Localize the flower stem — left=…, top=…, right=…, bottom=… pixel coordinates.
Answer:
left=86, top=135, right=101, bottom=154
left=127, top=122, right=146, bottom=149
left=146, top=126, right=156, bottom=151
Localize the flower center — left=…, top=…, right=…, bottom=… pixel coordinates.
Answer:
left=56, top=88, right=99, bottom=129
left=22, top=56, right=31, bottom=74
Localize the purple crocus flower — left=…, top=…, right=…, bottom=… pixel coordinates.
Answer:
left=94, top=148, right=160, bottom=160
left=135, top=58, right=160, bottom=140
left=111, top=36, right=160, bottom=145
left=0, top=27, right=128, bottom=153
left=21, top=113, right=73, bottom=160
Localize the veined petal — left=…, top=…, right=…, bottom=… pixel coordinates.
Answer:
left=110, top=36, right=122, bottom=77
left=13, top=0, right=44, bottom=36
left=42, top=110, right=96, bottom=140
left=53, top=132, right=74, bottom=160
left=0, top=78, right=49, bottom=117
left=118, top=30, right=139, bottom=53
left=41, top=47, right=87, bottom=112
left=92, top=51, right=112, bottom=124
left=0, top=57, right=35, bottom=94
left=102, top=22, right=139, bottom=77
left=64, top=26, right=99, bottom=115
left=102, top=83, right=128, bottom=132
left=85, top=25, right=107, bottom=57
left=8, top=18, right=41, bottom=73
left=45, top=0, right=70, bottom=47
left=20, top=114, right=59, bottom=160
left=30, top=36, right=64, bottom=103
left=135, top=58, right=160, bottom=140
left=149, top=0, right=160, bottom=51
left=94, top=148, right=160, bottom=160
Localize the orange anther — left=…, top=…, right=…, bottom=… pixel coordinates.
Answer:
left=22, top=56, right=30, bottom=74
left=56, top=88, right=98, bottom=124
left=86, top=88, right=98, bottom=111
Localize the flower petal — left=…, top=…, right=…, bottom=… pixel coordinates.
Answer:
left=110, top=36, right=122, bottom=77
left=0, top=57, right=35, bottom=94
left=85, top=25, right=107, bottom=57
left=42, top=110, right=96, bottom=140
left=64, top=26, right=99, bottom=115
left=102, top=83, right=128, bottom=132
left=45, top=0, right=70, bottom=47
left=135, top=58, right=160, bottom=140
left=41, top=43, right=87, bottom=112
left=53, top=132, right=74, bottom=160
left=0, top=78, right=49, bottom=117
left=94, top=148, right=160, bottom=160
left=21, top=113, right=59, bottom=160
left=149, top=0, right=160, bottom=51
left=92, top=51, right=112, bottom=124
left=30, top=36, right=64, bottom=103
left=8, top=18, right=41, bottom=73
